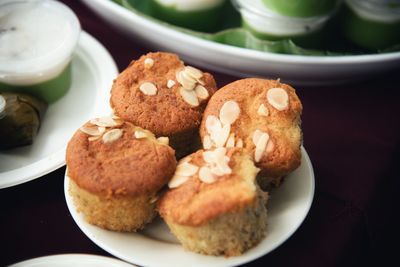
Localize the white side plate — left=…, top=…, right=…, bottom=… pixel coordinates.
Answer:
left=64, top=147, right=315, bottom=267
left=0, top=31, right=118, bottom=189
left=9, top=254, right=135, bottom=267
left=81, top=0, right=400, bottom=85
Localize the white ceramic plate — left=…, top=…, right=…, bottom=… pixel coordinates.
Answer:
left=81, top=0, right=400, bottom=85
left=0, top=31, right=118, bottom=189
left=9, top=254, right=135, bottom=267
left=64, top=147, right=315, bottom=267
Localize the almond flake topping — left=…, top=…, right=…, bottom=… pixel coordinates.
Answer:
left=184, top=66, right=203, bottom=80
left=176, top=65, right=208, bottom=106
left=168, top=175, right=189, bottom=189
left=90, top=117, right=122, bottom=128
left=157, top=136, right=169, bottom=145
left=167, top=79, right=176, bottom=88
left=175, top=162, right=199, bottom=177
left=254, top=132, right=270, bottom=162
left=203, top=135, right=213, bottom=150
left=226, top=133, right=235, bottom=148
left=267, top=88, right=288, bottom=111
left=80, top=126, right=103, bottom=136
left=194, top=85, right=209, bottom=100
left=134, top=130, right=148, bottom=139
left=199, top=166, right=217, bottom=184
left=144, top=58, right=154, bottom=69
left=219, top=100, right=240, bottom=125
left=180, top=87, right=199, bottom=107
left=139, top=82, right=157, bottom=96
left=257, top=104, right=269, bottom=117
left=102, top=128, right=123, bottom=144
left=88, top=136, right=101, bottom=142
left=201, top=147, right=231, bottom=182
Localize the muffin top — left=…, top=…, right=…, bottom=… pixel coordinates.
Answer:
left=66, top=117, right=177, bottom=197
left=110, top=52, right=218, bottom=136
left=158, top=148, right=261, bottom=226
left=199, top=78, right=303, bottom=178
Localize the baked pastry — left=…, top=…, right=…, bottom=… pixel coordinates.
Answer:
left=110, top=52, right=218, bottom=158
left=66, top=117, right=176, bottom=232
left=199, top=78, right=302, bottom=189
left=158, top=147, right=268, bottom=256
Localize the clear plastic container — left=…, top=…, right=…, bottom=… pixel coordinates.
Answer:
left=0, top=0, right=81, bottom=103
left=261, top=0, right=341, bottom=18
left=341, top=0, right=400, bottom=49
left=150, top=0, right=227, bottom=31
left=232, top=0, right=335, bottom=48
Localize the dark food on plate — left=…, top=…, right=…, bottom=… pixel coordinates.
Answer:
left=158, top=148, right=268, bottom=256
left=66, top=118, right=176, bottom=232
left=0, top=93, right=47, bottom=150
left=110, top=52, right=218, bottom=158
left=199, top=78, right=303, bottom=189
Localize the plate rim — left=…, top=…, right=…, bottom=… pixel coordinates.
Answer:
left=0, top=31, right=118, bottom=189
left=64, top=146, right=315, bottom=267
left=87, top=0, right=400, bottom=65
left=8, top=253, right=136, bottom=267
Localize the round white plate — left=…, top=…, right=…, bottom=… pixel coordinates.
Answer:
left=64, top=147, right=315, bottom=267
left=9, top=254, right=135, bottom=267
left=81, top=0, right=400, bottom=85
left=0, top=31, right=118, bottom=189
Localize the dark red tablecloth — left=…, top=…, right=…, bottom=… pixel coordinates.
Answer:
left=1, top=1, right=399, bottom=266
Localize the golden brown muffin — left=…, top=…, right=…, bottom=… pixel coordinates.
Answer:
left=199, top=78, right=302, bottom=189
left=158, top=148, right=268, bottom=256
left=110, top=52, right=218, bottom=158
left=66, top=117, right=176, bottom=232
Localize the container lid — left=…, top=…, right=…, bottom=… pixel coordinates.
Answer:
left=0, top=0, right=81, bottom=85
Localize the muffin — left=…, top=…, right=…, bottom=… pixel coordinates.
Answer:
left=158, top=147, right=268, bottom=256
left=110, top=52, right=218, bottom=158
left=66, top=116, right=176, bottom=232
left=199, top=78, right=302, bottom=189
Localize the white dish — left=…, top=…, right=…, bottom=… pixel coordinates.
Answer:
left=81, top=0, right=400, bottom=85
left=9, top=254, right=135, bottom=267
left=0, top=31, right=118, bottom=189
left=64, top=147, right=315, bottom=267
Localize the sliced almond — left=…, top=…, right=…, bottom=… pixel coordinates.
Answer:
left=203, top=135, right=213, bottom=150
left=80, top=126, right=103, bottom=136
left=236, top=138, right=243, bottom=148
left=139, top=82, right=157, bottom=96
left=210, top=166, right=225, bottom=176
left=176, top=70, right=196, bottom=90
left=252, top=129, right=264, bottom=145
left=167, top=79, right=176, bottom=88
left=226, top=133, right=235, bottom=148
left=267, top=88, right=289, bottom=111
left=219, top=100, right=240, bottom=125
left=144, top=58, right=154, bottom=69
left=214, top=123, right=230, bottom=147
left=197, top=78, right=205, bottom=86
left=205, top=115, right=222, bottom=135
left=194, top=85, right=209, bottom=100
left=168, top=174, right=189, bottom=188
left=102, top=129, right=123, bottom=144
left=257, top=104, right=269, bottom=117
left=90, top=117, right=121, bottom=128
left=180, top=87, right=199, bottom=106
left=199, top=166, right=217, bottom=184
left=149, top=195, right=159, bottom=204
left=175, top=162, right=199, bottom=177
left=203, top=150, right=216, bottom=164
left=134, top=130, right=148, bottom=139
left=88, top=136, right=100, bottom=142
left=157, top=136, right=169, bottom=145
left=266, top=139, right=274, bottom=153
left=254, top=132, right=269, bottom=162
left=184, top=66, right=203, bottom=80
